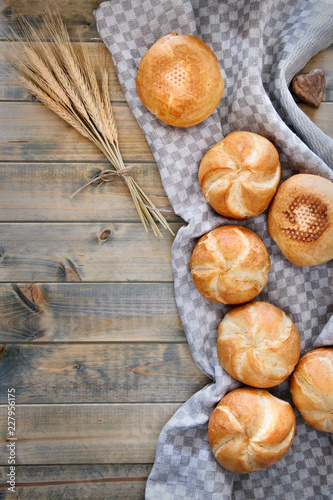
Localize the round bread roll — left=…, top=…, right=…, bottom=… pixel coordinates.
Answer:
left=190, top=225, right=270, bottom=304
left=267, top=174, right=333, bottom=266
left=208, top=387, right=296, bottom=473
left=289, top=347, right=333, bottom=432
left=217, top=301, right=301, bottom=388
left=136, top=32, right=224, bottom=127
left=199, top=131, right=281, bottom=219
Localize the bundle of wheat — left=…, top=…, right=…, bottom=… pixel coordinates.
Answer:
left=7, top=11, right=173, bottom=238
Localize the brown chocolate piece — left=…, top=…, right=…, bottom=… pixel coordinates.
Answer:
left=291, top=69, right=326, bottom=108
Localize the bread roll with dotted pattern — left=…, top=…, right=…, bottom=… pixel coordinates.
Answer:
left=199, top=131, right=281, bottom=219
left=217, top=301, right=301, bottom=388
left=136, top=32, right=224, bottom=127
left=290, top=347, right=333, bottom=432
left=267, top=174, right=333, bottom=266
left=190, top=225, right=270, bottom=304
left=208, top=388, right=296, bottom=473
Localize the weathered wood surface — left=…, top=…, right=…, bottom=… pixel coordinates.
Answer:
left=0, top=42, right=125, bottom=102
left=0, top=403, right=181, bottom=464
left=0, top=283, right=184, bottom=342
left=0, top=162, right=178, bottom=222
left=0, top=223, right=181, bottom=282
left=0, top=464, right=151, bottom=499
left=0, top=343, right=210, bottom=403
left=0, top=102, right=154, bottom=163
left=0, top=0, right=102, bottom=41
left=0, top=1, right=332, bottom=497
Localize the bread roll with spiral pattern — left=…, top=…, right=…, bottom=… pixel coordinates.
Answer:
left=208, top=388, right=296, bottom=473
left=190, top=225, right=270, bottom=304
left=217, top=301, right=301, bottom=388
left=267, top=174, right=333, bottom=266
left=290, top=348, right=333, bottom=432
left=198, top=131, right=281, bottom=219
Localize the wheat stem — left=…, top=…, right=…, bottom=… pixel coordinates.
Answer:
left=7, top=11, right=173, bottom=237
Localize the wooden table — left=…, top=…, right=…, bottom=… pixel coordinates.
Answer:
left=0, top=2, right=331, bottom=498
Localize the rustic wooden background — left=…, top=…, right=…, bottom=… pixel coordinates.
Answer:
left=0, top=1, right=332, bottom=498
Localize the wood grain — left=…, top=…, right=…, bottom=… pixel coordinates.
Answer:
left=0, top=464, right=151, bottom=500
left=0, top=283, right=184, bottom=343
left=0, top=0, right=102, bottom=41
left=0, top=403, right=182, bottom=464
left=0, top=343, right=210, bottom=403
left=0, top=223, right=182, bottom=282
left=0, top=102, right=154, bottom=163
left=0, top=41, right=125, bottom=102
left=0, top=162, right=178, bottom=222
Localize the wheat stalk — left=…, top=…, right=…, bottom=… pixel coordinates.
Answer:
left=7, top=12, right=174, bottom=238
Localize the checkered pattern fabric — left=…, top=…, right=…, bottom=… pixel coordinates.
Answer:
left=94, top=1, right=333, bottom=498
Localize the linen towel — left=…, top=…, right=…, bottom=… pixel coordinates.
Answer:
left=94, top=1, right=333, bottom=498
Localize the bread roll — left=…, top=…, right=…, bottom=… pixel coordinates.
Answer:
left=199, top=131, right=281, bottom=219
left=136, top=32, right=224, bottom=127
left=289, top=347, right=333, bottom=432
left=267, top=174, right=333, bottom=266
left=208, top=387, right=296, bottom=473
left=190, top=225, right=270, bottom=304
left=217, top=301, right=301, bottom=388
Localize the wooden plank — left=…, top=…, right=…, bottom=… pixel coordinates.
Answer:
left=0, top=403, right=181, bottom=464
left=0, top=464, right=151, bottom=500
left=0, top=101, right=332, bottom=166
left=0, top=343, right=209, bottom=403
left=0, top=102, right=154, bottom=163
left=0, top=0, right=102, bottom=41
left=0, top=162, right=178, bottom=222
left=0, top=41, right=125, bottom=102
left=0, top=283, right=184, bottom=343
left=0, top=222, right=181, bottom=282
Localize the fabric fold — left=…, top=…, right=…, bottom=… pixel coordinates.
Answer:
left=94, top=1, right=333, bottom=498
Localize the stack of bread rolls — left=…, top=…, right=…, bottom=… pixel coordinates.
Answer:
left=137, top=33, right=333, bottom=477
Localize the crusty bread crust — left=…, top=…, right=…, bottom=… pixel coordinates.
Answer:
left=290, top=347, right=333, bottom=432
left=199, top=131, right=281, bottom=218
left=208, top=388, right=296, bottom=473
left=136, top=33, right=224, bottom=127
left=190, top=225, right=270, bottom=304
left=217, top=301, right=301, bottom=388
left=267, top=174, right=333, bottom=266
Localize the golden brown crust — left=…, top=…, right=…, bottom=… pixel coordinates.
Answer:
left=217, top=301, right=301, bottom=388
left=136, top=33, right=224, bottom=127
left=267, top=174, right=333, bottom=266
left=190, top=225, right=270, bottom=304
left=208, top=388, right=296, bottom=473
left=289, top=347, right=333, bottom=432
left=199, top=131, right=281, bottom=219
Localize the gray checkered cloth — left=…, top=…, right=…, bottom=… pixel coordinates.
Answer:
left=94, top=1, right=333, bottom=498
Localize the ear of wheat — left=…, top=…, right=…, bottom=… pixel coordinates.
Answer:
left=7, top=11, right=174, bottom=238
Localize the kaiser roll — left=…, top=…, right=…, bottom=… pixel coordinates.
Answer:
left=190, top=225, right=270, bottom=304
left=217, top=301, right=301, bottom=388
left=136, top=32, right=224, bottom=127
left=267, top=174, right=333, bottom=266
left=208, top=387, right=296, bottom=473
left=199, top=131, right=281, bottom=219
left=289, top=347, right=333, bottom=432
